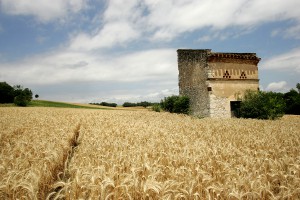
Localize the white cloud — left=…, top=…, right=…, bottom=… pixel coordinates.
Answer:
left=271, top=24, right=300, bottom=39
left=283, top=24, right=300, bottom=39
left=262, top=48, right=300, bottom=73
left=67, top=0, right=300, bottom=50
left=266, top=81, right=289, bottom=92
left=142, top=0, right=300, bottom=41
left=0, top=0, right=87, bottom=23
left=69, top=21, right=140, bottom=51
left=0, top=48, right=177, bottom=85
left=69, top=0, right=145, bottom=51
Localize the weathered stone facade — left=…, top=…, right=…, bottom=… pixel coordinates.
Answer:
left=178, top=49, right=260, bottom=118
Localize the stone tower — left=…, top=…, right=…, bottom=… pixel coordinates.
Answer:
left=177, top=49, right=260, bottom=118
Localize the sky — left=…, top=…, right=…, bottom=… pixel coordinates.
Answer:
left=0, top=0, right=300, bottom=104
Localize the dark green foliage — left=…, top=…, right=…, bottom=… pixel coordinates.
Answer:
left=297, top=83, right=300, bottom=93
left=240, top=90, right=286, bottom=120
left=160, top=95, right=190, bottom=114
left=161, top=95, right=179, bottom=113
left=137, top=101, right=152, bottom=108
left=122, top=102, right=137, bottom=107
left=90, top=102, right=117, bottom=107
left=101, top=102, right=117, bottom=107
left=0, top=82, right=15, bottom=103
left=283, top=89, right=300, bottom=115
left=14, top=94, right=29, bottom=106
left=122, top=101, right=155, bottom=107
left=13, top=85, right=33, bottom=107
left=22, top=88, right=33, bottom=102
left=173, top=96, right=190, bottom=114
left=0, top=82, right=32, bottom=106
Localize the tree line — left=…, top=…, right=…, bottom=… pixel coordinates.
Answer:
left=156, top=83, right=300, bottom=119
left=239, top=84, right=300, bottom=119
left=0, top=82, right=33, bottom=106
left=90, top=102, right=118, bottom=107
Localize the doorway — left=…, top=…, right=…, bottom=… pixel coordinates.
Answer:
left=230, top=101, right=241, bottom=118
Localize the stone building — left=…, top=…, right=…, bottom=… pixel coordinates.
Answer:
left=177, top=49, right=260, bottom=118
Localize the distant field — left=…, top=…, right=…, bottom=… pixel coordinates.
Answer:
left=1, top=100, right=148, bottom=111
left=0, top=100, right=106, bottom=109
left=0, top=107, right=299, bottom=199
left=29, top=100, right=111, bottom=109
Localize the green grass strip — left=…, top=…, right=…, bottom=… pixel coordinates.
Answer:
left=28, top=100, right=110, bottom=110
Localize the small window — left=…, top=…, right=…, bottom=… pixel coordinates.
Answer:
left=223, top=70, right=231, bottom=79
left=207, top=87, right=212, bottom=91
left=240, top=71, right=247, bottom=79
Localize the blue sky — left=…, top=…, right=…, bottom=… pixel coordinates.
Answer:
left=0, top=0, right=300, bottom=103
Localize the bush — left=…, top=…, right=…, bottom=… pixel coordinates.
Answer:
left=173, top=96, right=190, bottom=114
left=151, top=104, right=161, bottom=112
left=14, top=94, right=29, bottom=107
left=161, top=95, right=178, bottom=112
left=160, top=95, right=190, bottom=114
left=240, top=90, right=286, bottom=120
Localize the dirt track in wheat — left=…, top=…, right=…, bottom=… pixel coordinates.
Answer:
left=0, top=107, right=299, bottom=199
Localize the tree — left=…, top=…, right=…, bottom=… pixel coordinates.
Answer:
left=0, top=82, right=15, bottom=103
left=13, top=88, right=32, bottom=107
left=240, top=90, right=286, bottom=120
left=99, top=102, right=117, bottom=107
left=23, top=88, right=33, bottom=102
left=283, top=89, right=300, bottom=115
left=0, top=82, right=33, bottom=106
left=12, top=85, right=33, bottom=107
left=296, top=83, right=300, bottom=93
left=161, top=95, right=179, bottom=113
left=122, top=102, right=137, bottom=107
left=160, top=95, right=190, bottom=114
left=173, top=96, right=190, bottom=114
left=137, top=101, right=152, bottom=108
left=14, top=94, right=29, bottom=107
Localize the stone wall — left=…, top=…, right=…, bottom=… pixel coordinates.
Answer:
left=177, top=49, right=210, bottom=117
left=209, top=94, right=229, bottom=118
left=208, top=80, right=259, bottom=98
left=208, top=80, right=259, bottom=118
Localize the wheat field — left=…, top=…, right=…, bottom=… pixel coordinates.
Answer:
left=0, top=107, right=299, bottom=199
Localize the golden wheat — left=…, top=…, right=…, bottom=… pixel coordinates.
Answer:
left=1, top=107, right=299, bottom=199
